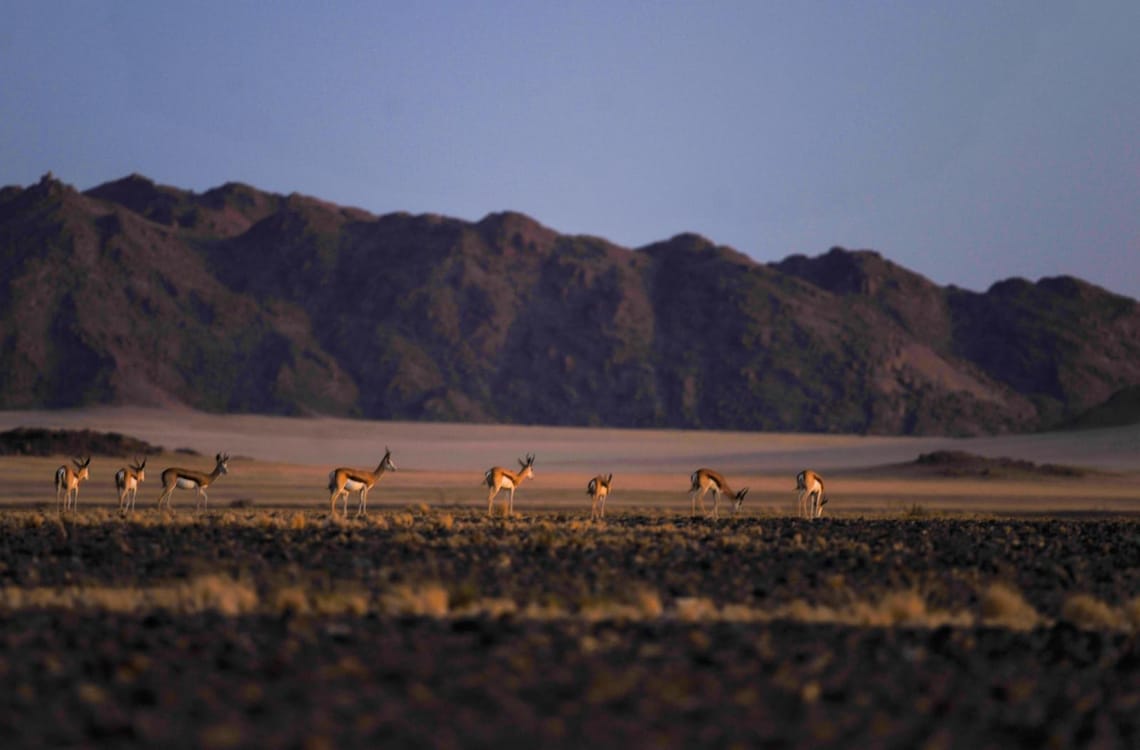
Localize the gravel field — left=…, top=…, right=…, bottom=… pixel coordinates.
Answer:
left=0, top=510, right=1137, bottom=748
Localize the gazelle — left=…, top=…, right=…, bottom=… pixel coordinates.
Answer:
left=796, top=469, right=828, bottom=519
left=587, top=473, right=613, bottom=520
left=328, top=447, right=397, bottom=518
left=156, top=453, right=230, bottom=512
left=485, top=453, right=535, bottom=517
left=115, top=456, right=147, bottom=513
left=689, top=468, right=748, bottom=519
left=54, top=456, right=91, bottom=513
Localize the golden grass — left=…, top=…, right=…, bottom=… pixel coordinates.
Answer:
left=6, top=575, right=1134, bottom=632
left=980, top=583, right=1042, bottom=630
left=1060, top=594, right=1126, bottom=630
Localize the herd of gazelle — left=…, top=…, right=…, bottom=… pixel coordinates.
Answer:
left=51, top=451, right=830, bottom=519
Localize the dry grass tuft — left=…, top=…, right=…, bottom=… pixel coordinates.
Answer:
left=171, top=575, right=259, bottom=616
left=312, top=590, right=370, bottom=616
left=630, top=587, right=664, bottom=618
left=879, top=590, right=928, bottom=624
left=381, top=583, right=449, bottom=617
left=980, top=583, right=1041, bottom=630
left=1124, top=597, right=1140, bottom=630
left=270, top=586, right=312, bottom=616
left=391, top=512, right=416, bottom=529
left=1061, top=594, right=1124, bottom=630
left=674, top=597, right=719, bottom=621
left=288, top=512, right=307, bottom=531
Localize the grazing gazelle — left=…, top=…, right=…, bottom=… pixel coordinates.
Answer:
left=484, top=453, right=535, bottom=517
left=689, top=468, right=748, bottom=519
left=55, top=456, right=91, bottom=513
left=796, top=469, right=828, bottom=519
left=115, top=456, right=147, bottom=513
left=327, top=447, right=397, bottom=518
left=587, top=473, right=613, bottom=521
left=156, top=453, right=230, bottom=512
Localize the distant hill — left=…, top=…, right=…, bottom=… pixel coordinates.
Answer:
left=896, top=450, right=1090, bottom=478
left=0, top=428, right=162, bottom=457
left=1, top=172, right=1138, bottom=435
left=1059, top=385, right=1140, bottom=430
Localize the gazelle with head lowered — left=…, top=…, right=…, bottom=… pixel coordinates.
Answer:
left=54, top=456, right=91, bottom=513
left=689, top=468, right=748, bottom=519
left=115, top=456, right=147, bottom=513
left=485, top=453, right=535, bottom=517
left=587, top=473, right=613, bottom=521
left=156, top=453, right=230, bottom=512
left=328, top=447, right=397, bottom=518
left=796, top=469, right=828, bottom=519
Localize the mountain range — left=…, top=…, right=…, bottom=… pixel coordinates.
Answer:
left=2, top=172, right=1138, bottom=435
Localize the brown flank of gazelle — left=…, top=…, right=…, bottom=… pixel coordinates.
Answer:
left=115, top=456, right=147, bottom=513
left=796, top=469, right=828, bottom=519
left=485, top=453, right=535, bottom=517
left=156, top=453, right=230, bottom=512
left=327, top=447, right=397, bottom=518
left=689, top=468, right=748, bottom=519
left=55, top=456, right=91, bottom=513
left=587, top=473, right=613, bottom=520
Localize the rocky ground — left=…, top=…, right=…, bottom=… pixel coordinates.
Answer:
left=0, top=510, right=1137, bottom=748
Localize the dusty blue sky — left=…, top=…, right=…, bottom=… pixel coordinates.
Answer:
left=3, top=2, right=1138, bottom=298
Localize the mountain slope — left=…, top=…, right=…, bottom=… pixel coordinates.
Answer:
left=1, top=173, right=1137, bottom=435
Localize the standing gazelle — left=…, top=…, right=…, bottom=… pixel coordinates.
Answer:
left=156, top=453, right=230, bottom=512
left=327, top=447, right=397, bottom=518
left=484, top=453, right=535, bottom=517
left=689, top=468, right=748, bottom=519
left=796, top=469, right=828, bottom=519
left=115, top=456, right=147, bottom=514
left=587, top=473, right=613, bottom=520
left=55, top=456, right=91, bottom=513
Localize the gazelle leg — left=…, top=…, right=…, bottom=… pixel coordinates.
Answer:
left=507, top=488, right=515, bottom=517
left=487, top=487, right=498, bottom=516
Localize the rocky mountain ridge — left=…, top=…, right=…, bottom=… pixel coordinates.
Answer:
left=1, top=172, right=1137, bottom=435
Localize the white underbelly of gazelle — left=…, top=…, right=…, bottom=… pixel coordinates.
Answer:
left=175, top=478, right=199, bottom=489
left=342, top=479, right=366, bottom=492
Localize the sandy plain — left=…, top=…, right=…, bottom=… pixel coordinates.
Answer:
left=1, top=406, right=1138, bottom=514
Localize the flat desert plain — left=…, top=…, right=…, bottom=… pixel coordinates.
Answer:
left=1, top=407, right=1137, bottom=514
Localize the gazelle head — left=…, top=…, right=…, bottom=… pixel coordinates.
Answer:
left=732, top=487, right=749, bottom=515
left=74, top=456, right=91, bottom=480
left=815, top=496, right=829, bottom=518
left=518, top=453, right=535, bottom=479
left=605, top=473, right=613, bottom=489
left=215, top=453, right=230, bottom=475
left=133, top=455, right=147, bottom=479
left=382, top=447, right=397, bottom=472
